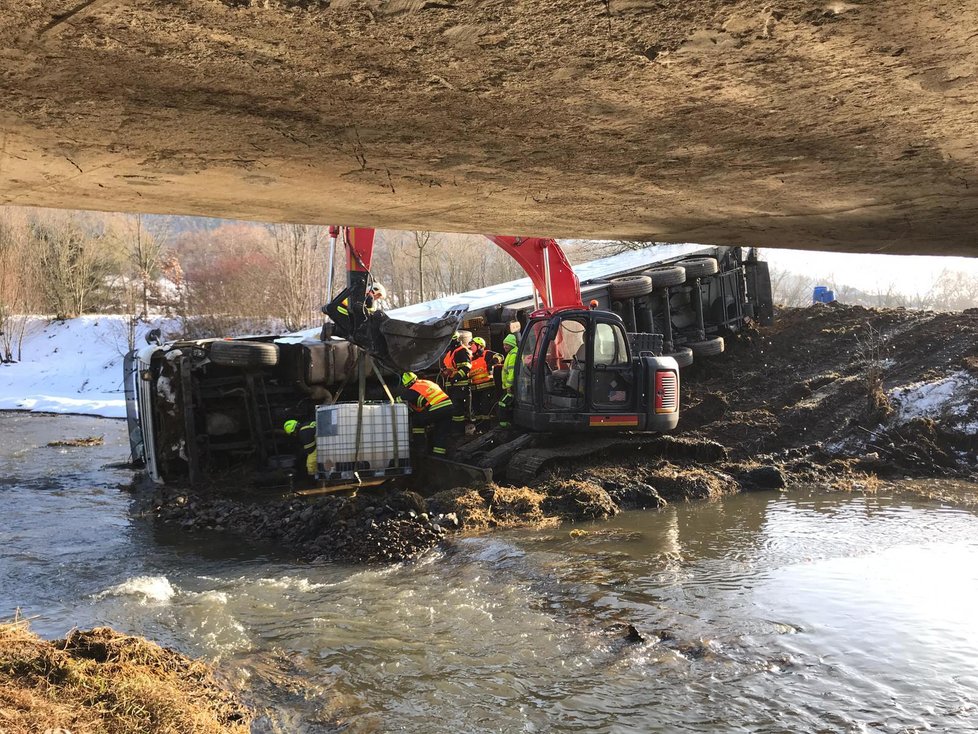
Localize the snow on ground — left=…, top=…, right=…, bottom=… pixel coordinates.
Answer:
left=890, top=371, right=978, bottom=431
left=0, top=316, right=174, bottom=419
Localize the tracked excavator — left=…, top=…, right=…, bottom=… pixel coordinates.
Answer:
left=321, top=226, right=682, bottom=486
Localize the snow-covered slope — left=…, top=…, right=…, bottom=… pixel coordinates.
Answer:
left=0, top=316, right=170, bottom=419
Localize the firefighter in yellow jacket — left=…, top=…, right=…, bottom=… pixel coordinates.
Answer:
left=400, top=372, right=455, bottom=456
left=497, top=333, right=519, bottom=428
left=283, top=418, right=317, bottom=477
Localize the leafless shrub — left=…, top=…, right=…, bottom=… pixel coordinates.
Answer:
left=855, top=323, right=893, bottom=422
left=0, top=210, right=42, bottom=362
left=267, top=223, right=329, bottom=331
left=31, top=211, right=115, bottom=319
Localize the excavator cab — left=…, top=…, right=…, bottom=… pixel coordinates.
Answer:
left=512, top=309, right=680, bottom=433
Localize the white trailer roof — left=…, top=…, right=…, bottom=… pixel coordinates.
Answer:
left=386, top=242, right=715, bottom=324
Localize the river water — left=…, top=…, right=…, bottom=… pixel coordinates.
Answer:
left=2, top=412, right=978, bottom=733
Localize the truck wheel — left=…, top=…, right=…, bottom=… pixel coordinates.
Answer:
left=688, top=336, right=724, bottom=357
left=682, top=257, right=719, bottom=279
left=643, top=265, right=687, bottom=288
left=664, top=346, right=694, bottom=368
left=209, top=340, right=280, bottom=368
left=610, top=275, right=654, bottom=299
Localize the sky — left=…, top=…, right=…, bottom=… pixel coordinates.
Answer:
left=761, top=247, right=978, bottom=295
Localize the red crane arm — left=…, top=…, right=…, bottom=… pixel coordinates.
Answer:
left=484, top=235, right=583, bottom=310
left=337, top=227, right=584, bottom=310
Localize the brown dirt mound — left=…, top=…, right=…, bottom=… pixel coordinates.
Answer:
left=0, top=622, right=250, bottom=734
left=537, top=479, right=620, bottom=520
left=642, top=465, right=741, bottom=502
left=681, top=304, right=978, bottom=465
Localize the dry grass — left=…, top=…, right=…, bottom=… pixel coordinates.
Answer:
left=644, top=465, right=740, bottom=502
left=487, top=487, right=560, bottom=529
left=46, top=436, right=104, bottom=447
left=0, top=621, right=250, bottom=734
left=427, top=485, right=560, bottom=530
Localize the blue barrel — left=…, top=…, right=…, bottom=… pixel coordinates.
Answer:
left=812, top=286, right=835, bottom=304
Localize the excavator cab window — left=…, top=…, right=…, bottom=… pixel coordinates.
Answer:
left=516, top=312, right=636, bottom=416
left=543, top=317, right=588, bottom=410
left=515, top=318, right=546, bottom=407
left=591, top=321, right=633, bottom=408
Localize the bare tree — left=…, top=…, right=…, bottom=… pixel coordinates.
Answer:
left=0, top=210, right=40, bottom=362
left=926, top=269, right=978, bottom=311
left=414, top=230, right=434, bottom=302
left=32, top=212, right=114, bottom=319
left=267, top=223, right=329, bottom=331
left=769, top=267, right=815, bottom=307
left=116, top=214, right=169, bottom=316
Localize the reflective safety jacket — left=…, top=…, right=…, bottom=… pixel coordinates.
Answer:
left=297, top=421, right=317, bottom=475
left=501, top=349, right=518, bottom=391
left=469, top=348, right=496, bottom=388
left=297, top=421, right=316, bottom=451
left=446, top=344, right=473, bottom=385
left=402, top=379, right=453, bottom=413
left=440, top=338, right=460, bottom=375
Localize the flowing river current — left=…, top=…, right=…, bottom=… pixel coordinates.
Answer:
left=2, top=412, right=978, bottom=733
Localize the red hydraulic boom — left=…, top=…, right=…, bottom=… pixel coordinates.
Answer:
left=323, top=226, right=586, bottom=370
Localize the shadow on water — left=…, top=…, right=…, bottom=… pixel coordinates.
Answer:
left=3, top=412, right=978, bottom=732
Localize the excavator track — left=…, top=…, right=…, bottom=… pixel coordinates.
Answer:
left=503, top=434, right=728, bottom=486
left=505, top=437, right=633, bottom=486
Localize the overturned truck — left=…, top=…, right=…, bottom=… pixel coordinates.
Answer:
left=126, top=239, right=773, bottom=488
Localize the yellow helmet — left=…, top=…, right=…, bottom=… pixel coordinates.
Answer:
left=401, top=372, right=418, bottom=387
left=283, top=419, right=299, bottom=435
left=472, top=337, right=486, bottom=348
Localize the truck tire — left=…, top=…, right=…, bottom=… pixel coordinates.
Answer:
left=209, top=340, right=279, bottom=368
left=643, top=265, right=687, bottom=288
left=682, top=257, right=719, bottom=279
left=664, top=346, right=694, bottom=368
left=609, top=275, right=654, bottom=299
left=688, top=336, right=724, bottom=357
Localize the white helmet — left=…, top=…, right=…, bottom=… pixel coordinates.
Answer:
left=369, top=282, right=387, bottom=300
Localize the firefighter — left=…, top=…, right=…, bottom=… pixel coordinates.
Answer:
left=399, top=372, right=455, bottom=456
left=283, top=418, right=317, bottom=478
left=497, top=333, right=519, bottom=429
left=469, top=336, right=502, bottom=420
left=444, top=334, right=473, bottom=427
left=440, top=332, right=462, bottom=382
left=331, top=281, right=387, bottom=338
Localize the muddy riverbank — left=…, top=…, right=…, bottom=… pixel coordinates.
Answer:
left=149, top=304, right=978, bottom=563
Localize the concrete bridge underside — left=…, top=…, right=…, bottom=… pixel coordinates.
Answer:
left=2, top=0, right=977, bottom=256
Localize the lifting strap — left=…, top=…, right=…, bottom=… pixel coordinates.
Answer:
left=369, top=358, right=400, bottom=470
left=354, top=352, right=366, bottom=486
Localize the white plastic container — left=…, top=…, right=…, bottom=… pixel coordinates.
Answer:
left=315, top=402, right=412, bottom=481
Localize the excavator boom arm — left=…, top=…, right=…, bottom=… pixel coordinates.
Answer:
left=327, top=226, right=585, bottom=371
left=339, top=228, right=584, bottom=310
